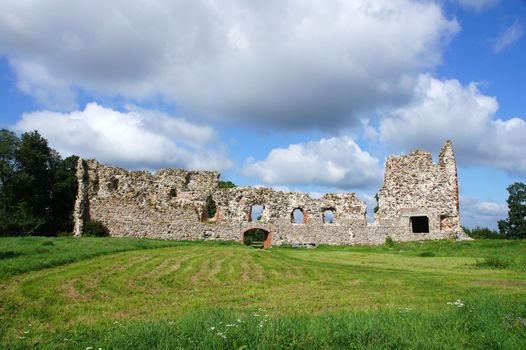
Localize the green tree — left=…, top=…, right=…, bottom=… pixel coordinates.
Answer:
left=0, top=130, right=79, bottom=236
left=48, top=155, right=79, bottom=233
left=218, top=180, right=236, bottom=189
left=0, top=130, right=20, bottom=234
left=498, top=182, right=526, bottom=239
left=0, top=129, right=18, bottom=188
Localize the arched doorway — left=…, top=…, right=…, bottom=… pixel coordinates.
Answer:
left=242, top=228, right=272, bottom=249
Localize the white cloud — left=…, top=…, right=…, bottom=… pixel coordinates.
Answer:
left=11, top=60, right=77, bottom=110
left=457, top=0, right=500, bottom=12
left=244, top=137, right=382, bottom=189
left=0, top=1, right=458, bottom=128
left=379, top=74, right=526, bottom=176
left=492, top=20, right=524, bottom=53
left=14, top=103, right=233, bottom=171
left=460, top=196, right=507, bottom=229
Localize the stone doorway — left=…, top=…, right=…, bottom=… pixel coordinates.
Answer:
left=242, top=228, right=272, bottom=249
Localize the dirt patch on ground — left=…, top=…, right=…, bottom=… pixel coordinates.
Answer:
left=473, top=279, right=526, bottom=289
left=60, top=278, right=92, bottom=301
left=191, top=259, right=212, bottom=284
left=241, top=261, right=250, bottom=282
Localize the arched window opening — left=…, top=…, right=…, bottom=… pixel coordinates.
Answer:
left=291, top=208, right=306, bottom=224
left=250, top=204, right=264, bottom=222
left=203, top=196, right=217, bottom=221
left=322, top=209, right=335, bottom=224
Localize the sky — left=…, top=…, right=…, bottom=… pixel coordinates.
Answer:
left=0, top=0, right=524, bottom=229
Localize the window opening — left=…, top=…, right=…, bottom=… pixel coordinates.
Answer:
left=203, top=196, right=217, bottom=221
left=250, top=204, right=264, bottom=222
left=411, top=216, right=429, bottom=233
left=322, top=209, right=335, bottom=224
left=291, top=208, right=305, bottom=224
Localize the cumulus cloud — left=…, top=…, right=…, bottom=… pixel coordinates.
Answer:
left=379, top=74, right=526, bottom=176
left=456, top=0, right=500, bottom=12
left=460, top=196, right=507, bottom=229
left=491, top=20, right=524, bottom=53
left=0, top=1, right=458, bottom=128
left=244, top=137, right=382, bottom=189
left=14, top=103, right=232, bottom=171
left=11, top=60, right=77, bottom=110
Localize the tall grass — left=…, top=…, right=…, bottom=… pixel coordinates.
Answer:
left=6, top=297, right=526, bottom=349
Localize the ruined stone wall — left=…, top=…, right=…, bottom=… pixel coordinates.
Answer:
left=73, top=159, right=376, bottom=245
left=73, top=140, right=463, bottom=245
left=375, top=140, right=463, bottom=241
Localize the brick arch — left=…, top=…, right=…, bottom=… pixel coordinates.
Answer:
left=240, top=225, right=272, bottom=249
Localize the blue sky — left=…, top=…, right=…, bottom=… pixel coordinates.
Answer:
left=0, top=0, right=524, bottom=229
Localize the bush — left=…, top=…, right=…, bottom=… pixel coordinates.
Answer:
left=385, top=236, right=395, bottom=247
left=83, top=220, right=109, bottom=237
left=464, top=226, right=503, bottom=239
left=476, top=256, right=510, bottom=269
left=218, top=180, right=236, bottom=189
left=419, top=251, right=435, bottom=257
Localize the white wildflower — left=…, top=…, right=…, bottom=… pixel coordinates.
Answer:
left=217, top=332, right=226, bottom=339
left=447, top=300, right=465, bottom=308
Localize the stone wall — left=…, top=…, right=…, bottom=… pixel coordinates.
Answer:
left=73, top=140, right=463, bottom=245
left=375, top=140, right=463, bottom=241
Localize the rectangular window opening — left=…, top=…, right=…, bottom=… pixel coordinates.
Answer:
left=411, top=216, right=429, bottom=233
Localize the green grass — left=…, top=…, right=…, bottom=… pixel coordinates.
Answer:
left=1, top=237, right=526, bottom=349
left=0, top=236, right=199, bottom=281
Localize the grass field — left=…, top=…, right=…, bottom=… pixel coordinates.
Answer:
left=1, top=237, right=525, bottom=349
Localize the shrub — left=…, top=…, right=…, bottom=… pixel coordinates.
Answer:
left=464, top=226, right=503, bottom=239
left=218, top=180, right=236, bottom=189
left=83, top=220, right=109, bottom=237
left=476, top=257, right=510, bottom=269
left=385, top=236, right=395, bottom=247
left=419, top=251, right=435, bottom=257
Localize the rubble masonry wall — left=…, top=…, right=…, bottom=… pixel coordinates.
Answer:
left=73, top=141, right=463, bottom=245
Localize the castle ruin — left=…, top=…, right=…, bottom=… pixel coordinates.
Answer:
left=73, top=140, right=463, bottom=246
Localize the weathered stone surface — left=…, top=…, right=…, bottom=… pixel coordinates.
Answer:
left=73, top=140, right=464, bottom=245
left=375, top=140, right=464, bottom=241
